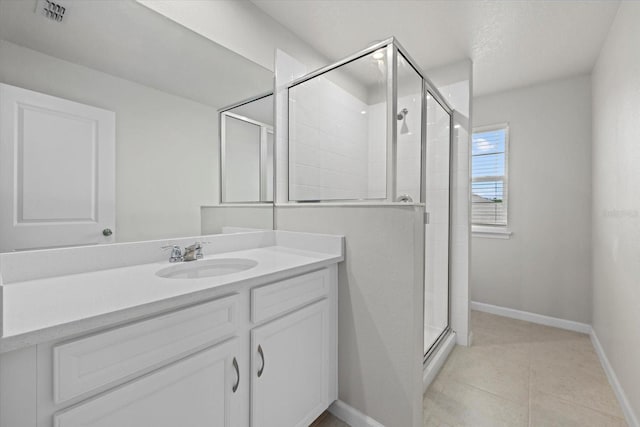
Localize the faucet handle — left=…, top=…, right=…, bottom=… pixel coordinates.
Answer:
left=192, top=241, right=212, bottom=259
left=161, top=245, right=183, bottom=262
left=193, top=242, right=211, bottom=259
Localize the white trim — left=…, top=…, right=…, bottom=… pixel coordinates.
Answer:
left=472, top=225, right=512, bottom=239
left=470, top=301, right=591, bottom=334
left=275, top=202, right=425, bottom=208
left=328, top=400, right=385, bottom=427
left=220, top=110, right=273, bottom=204
left=221, top=110, right=273, bottom=131
left=473, top=123, right=509, bottom=134
left=423, top=331, right=456, bottom=394
left=591, top=330, right=640, bottom=427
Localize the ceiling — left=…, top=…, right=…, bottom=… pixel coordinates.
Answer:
left=0, top=0, right=273, bottom=108
left=230, top=94, right=274, bottom=126
left=250, top=0, right=620, bottom=96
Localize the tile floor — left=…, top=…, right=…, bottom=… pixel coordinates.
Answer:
left=310, top=411, right=349, bottom=427
left=314, top=310, right=627, bottom=427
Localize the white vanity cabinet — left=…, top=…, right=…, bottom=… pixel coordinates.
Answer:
left=249, top=267, right=337, bottom=427
left=251, top=300, right=331, bottom=427
left=0, top=265, right=338, bottom=427
left=54, top=339, right=242, bottom=427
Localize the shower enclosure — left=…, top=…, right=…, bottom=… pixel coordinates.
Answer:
left=286, top=38, right=453, bottom=360
left=219, top=93, right=275, bottom=203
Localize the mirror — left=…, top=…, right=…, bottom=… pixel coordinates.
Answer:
left=220, top=93, right=274, bottom=203
left=0, top=0, right=274, bottom=252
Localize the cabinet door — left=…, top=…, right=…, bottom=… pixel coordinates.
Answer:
left=251, top=300, right=330, bottom=427
left=54, top=339, right=242, bottom=427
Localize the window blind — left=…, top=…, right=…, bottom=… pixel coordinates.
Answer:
left=471, top=127, right=508, bottom=226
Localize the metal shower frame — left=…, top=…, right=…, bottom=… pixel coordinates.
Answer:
left=285, top=37, right=456, bottom=362
left=218, top=91, right=274, bottom=204
left=286, top=36, right=454, bottom=205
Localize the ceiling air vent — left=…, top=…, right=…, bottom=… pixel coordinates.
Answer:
left=35, top=0, right=67, bottom=23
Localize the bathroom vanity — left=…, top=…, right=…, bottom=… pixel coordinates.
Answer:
left=0, top=230, right=343, bottom=427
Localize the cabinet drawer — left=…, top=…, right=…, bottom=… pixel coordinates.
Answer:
left=53, top=294, right=238, bottom=404
left=251, top=269, right=330, bottom=324
left=54, top=339, right=240, bottom=427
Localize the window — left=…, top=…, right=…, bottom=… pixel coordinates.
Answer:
left=471, top=125, right=509, bottom=232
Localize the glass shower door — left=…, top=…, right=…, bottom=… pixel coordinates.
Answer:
left=424, top=91, right=451, bottom=357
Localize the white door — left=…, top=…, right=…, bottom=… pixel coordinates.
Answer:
left=54, top=339, right=242, bottom=427
left=251, top=300, right=330, bottom=427
left=0, top=83, right=115, bottom=252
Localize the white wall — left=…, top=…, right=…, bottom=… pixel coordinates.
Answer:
left=592, top=2, right=640, bottom=424
left=137, top=0, right=329, bottom=73
left=471, top=75, right=593, bottom=324
left=276, top=205, right=425, bottom=427
left=0, top=41, right=218, bottom=242
left=223, top=116, right=261, bottom=202
left=201, top=205, right=273, bottom=234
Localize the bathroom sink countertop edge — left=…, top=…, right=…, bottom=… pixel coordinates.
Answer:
left=0, top=231, right=344, bottom=353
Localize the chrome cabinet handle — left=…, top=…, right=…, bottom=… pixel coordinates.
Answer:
left=102, top=228, right=113, bottom=236
left=257, top=345, right=265, bottom=378
left=232, top=357, right=239, bottom=393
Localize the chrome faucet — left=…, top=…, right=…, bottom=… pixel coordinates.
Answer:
left=183, top=242, right=204, bottom=262
left=161, top=245, right=183, bottom=263
left=162, top=242, right=207, bottom=262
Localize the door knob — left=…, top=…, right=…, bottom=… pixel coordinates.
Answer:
left=102, top=228, right=113, bottom=237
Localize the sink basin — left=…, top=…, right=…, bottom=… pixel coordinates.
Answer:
left=156, top=258, right=258, bottom=279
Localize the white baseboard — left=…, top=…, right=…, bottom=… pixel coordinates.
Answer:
left=423, top=331, right=456, bottom=394
left=470, top=301, right=591, bottom=334
left=590, top=330, right=639, bottom=427
left=329, top=400, right=384, bottom=427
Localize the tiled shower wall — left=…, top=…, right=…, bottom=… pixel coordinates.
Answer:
left=395, top=93, right=422, bottom=200
left=290, top=80, right=425, bottom=202
left=366, top=101, right=386, bottom=198
left=289, top=76, right=371, bottom=200
left=366, top=93, right=423, bottom=202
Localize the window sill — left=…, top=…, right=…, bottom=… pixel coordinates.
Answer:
left=472, top=226, right=512, bottom=239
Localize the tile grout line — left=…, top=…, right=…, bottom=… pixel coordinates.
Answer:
left=538, top=390, right=628, bottom=422
left=445, top=375, right=529, bottom=409
left=527, top=314, right=626, bottom=424
left=428, top=312, right=627, bottom=427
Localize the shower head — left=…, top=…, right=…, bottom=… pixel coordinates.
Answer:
left=400, top=119, right=409, bottom=135
left=397, top=108, right=409, bottom=135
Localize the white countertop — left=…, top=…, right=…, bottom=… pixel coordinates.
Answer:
left=0, top=231, right=344, bottom=352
